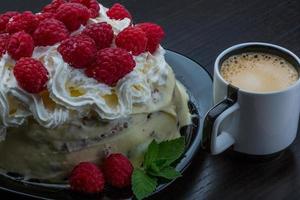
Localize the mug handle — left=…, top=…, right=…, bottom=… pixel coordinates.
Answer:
left=202, top=86, right=239, bottom=154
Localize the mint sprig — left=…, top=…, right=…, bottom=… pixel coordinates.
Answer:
left=132, top=137, right=185, bottom=200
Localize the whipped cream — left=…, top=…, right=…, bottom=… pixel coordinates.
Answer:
left=89, top=5, right=131, bottom=34
left=0, top=4, right=171, bottom=130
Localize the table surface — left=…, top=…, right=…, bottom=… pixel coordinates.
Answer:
left=1, top=0, right=300, bottom=200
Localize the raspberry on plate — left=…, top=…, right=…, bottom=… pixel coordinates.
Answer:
left=55, top=3, right=90, bottom=32
left=85, top=47, right=135, bottom=86
left=33, top=18, right=69, bottom=46
left=6, top=11, right=38, bottom=34
left=136, top=22, right=165, bottom=54
left=58, top=34, right=97, bottom=68
left=42, top=0, right=67, bottom=14
left=106, top=3, right=132, bottom=20
left=69, top=162, right=105, bottom=194
left=36, top=12, right=55, bottom=24
left=0, top=11, right=19, bottom=33
left=102, top=153, right=133, bottom=188
left=115, top=26, right=148, bottom=56
left=82, top=22, right=113, bottom=50
left=7, top=31, right=34, bottom=60
left=13, top=57, right=49, bottom=94
left=69, top=0, right=100, bottom=18
left=0, top=33, right=9, bottom=57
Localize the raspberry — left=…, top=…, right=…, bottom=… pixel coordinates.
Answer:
left=106, top=3, right=132, bottom=20
left=85, top=48, right=135, bottom=86
left=58, top=34, right=97, bottom=68
left=56, top=3, right=90, bottom=31
left=69, top=0, right=100, bottom=18
left=33, top=18, right=69, bottom=46
left=7, top=31, right=34, bottom=60
left=69, top=162, right=105, bottom=194
left=115, top=26, right=148, bottom=56
left=82, top=22, right=113, bottom=50
left=36, top=12, right=55, bottom=24
left=42, top=0, right=67, bottom=14
left=13, top=57, right=49, bottom=93
left=0, top=11, right=19, bottom=33
left=0, top=33, right=9, bottom=57
left=136, top=23, right=165, bottom=54
left=6, top=11, right=38, bottom=34
left=102, top=153, right=133, bottom=188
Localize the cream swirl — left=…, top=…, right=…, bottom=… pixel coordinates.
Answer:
left=0, top=52, right=70, bottom=129
left=49, top=45, right=167, bottom=120
left=0, top=54, right=30, bottom=127
left=135, top=46, right=169, bottom=86
left=89, top=4, right=131, bottom=34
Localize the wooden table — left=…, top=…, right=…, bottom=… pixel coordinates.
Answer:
left=0, top=0, right=300, bottom=199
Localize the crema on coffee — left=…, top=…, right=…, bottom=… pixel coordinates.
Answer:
left=220, top=53, right=299, bottom=93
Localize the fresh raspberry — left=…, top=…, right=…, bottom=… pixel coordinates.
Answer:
left=106, top=3, right=132, bottom=20
left=6, top=11, right=38, bottom=34
left=82, top=22, right=113, bottom=50
left=33, top=18, right=69, bottom=46
left=69, top=162, right=105, bottom=194
left=58, top=34, right=97, bottom=68
left=136, top=23, right=165, bottom=54
left=85, top=48, right=135, bottom=86
left=115, top=26, right=147, bottom=56
left=0, top=11, right=19, bottom=33
left=56, top=3, right=90, bottom=31
left=69, top=0, right=100, bottom=18
left=13, top=57, right=49, bottom=93
left=0, top=33, right=9, bottom=57
left=42, top=0, right=67, bottom=14
left=36, top=12, right=55, bottom=24
left=7, top=31, right=34, bottom=60
left=102, top=153, right=133, bottom=188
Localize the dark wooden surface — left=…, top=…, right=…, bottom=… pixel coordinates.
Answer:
left=1, top=0, right=300, bottom=200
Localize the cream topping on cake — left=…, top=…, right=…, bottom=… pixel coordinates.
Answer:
left=89, top=5, right=131, bottom=34
left=0, top=4, right=172, bottom=130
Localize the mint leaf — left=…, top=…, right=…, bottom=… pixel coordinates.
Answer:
left=155, top=137, right=185, bottom=168
left=132, top=137, right=185, bottom=200
left=149, top=166, right=181, bottom=180
left=144, top=140, right=159, bottom=170
left=132, top=169, right=158, bottom=200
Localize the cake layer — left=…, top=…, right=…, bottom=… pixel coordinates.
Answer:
left=0, top=81, right=191, bottom=182
left=0, top=112, right=179, bottom=181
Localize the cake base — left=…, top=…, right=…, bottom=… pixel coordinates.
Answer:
left=0, top=111, right=182, bottom=182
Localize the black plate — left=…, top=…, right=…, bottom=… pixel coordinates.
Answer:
left=0, top=50, right=213, bottom=199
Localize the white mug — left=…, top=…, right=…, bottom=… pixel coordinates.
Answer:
left=202, top=42, right=300, bottom=155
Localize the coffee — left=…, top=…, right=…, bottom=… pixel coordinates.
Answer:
left=220, top=52, right=299, bottom=92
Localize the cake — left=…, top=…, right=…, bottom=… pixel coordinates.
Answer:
left=0, top=1, right=191, bottom=182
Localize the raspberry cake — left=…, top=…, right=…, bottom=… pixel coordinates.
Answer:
left=0, top=0, right=191, bottom=182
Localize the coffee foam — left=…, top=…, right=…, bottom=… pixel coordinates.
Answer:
left=220, top=53, right=299, bottom=93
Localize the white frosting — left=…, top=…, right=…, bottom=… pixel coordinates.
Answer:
left=0, top=4, right=170, bottom=129
left=89, top=5, right=131, bottom=34
left=0, top=54, right=29, bottom=127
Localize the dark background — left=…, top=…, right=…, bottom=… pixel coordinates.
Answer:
left=1, top=0, right=300, bottom=199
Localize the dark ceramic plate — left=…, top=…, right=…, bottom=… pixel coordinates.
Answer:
left=0, top=50, right=213, bottom=199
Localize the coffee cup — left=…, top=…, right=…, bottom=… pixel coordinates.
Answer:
left=202, top=42, right=300, bottom=155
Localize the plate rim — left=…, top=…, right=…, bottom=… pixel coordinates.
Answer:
left=151, top=49, right=213, bottom=196
left=165, top=49, right=213, bottom=80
